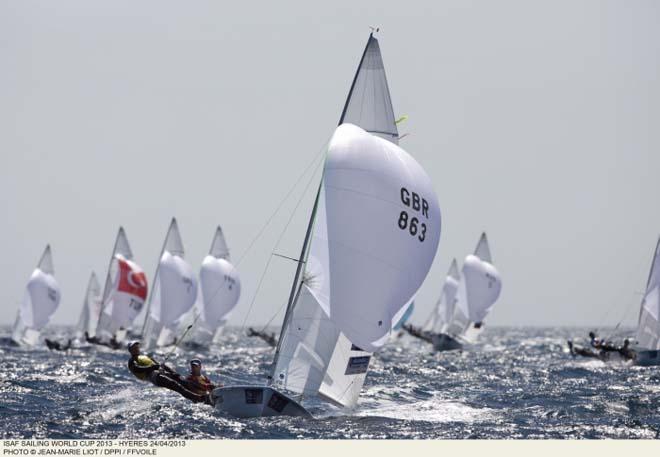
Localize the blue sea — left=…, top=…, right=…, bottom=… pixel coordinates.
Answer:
left=1, top=326, right=659, bottom=439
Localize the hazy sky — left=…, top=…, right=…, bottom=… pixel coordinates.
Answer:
left=2, top=0, right=659, bottom=329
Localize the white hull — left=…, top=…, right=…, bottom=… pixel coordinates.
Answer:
left=211, top=385, right=311, bottom=418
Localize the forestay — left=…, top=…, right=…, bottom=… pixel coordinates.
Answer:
left=141, top=218, right=198, bottom=349
left=636, top=237, right=660, bottom=350
left=12, top=245, right=61, bottom=346
left=96, top=227, right=148, bottom=340
left=74, top=272, right=102, bottom=340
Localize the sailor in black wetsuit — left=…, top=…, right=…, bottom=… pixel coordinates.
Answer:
left=247, top=327, right=277, bottom=347
left=45, top=338, right=72, bottom=351
left=618, top=339, right=636, bottom=361
left=127, top=341, right=212, bottom=404
left=402, top=324, right=433, bottom=344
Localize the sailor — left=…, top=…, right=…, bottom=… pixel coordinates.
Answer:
left=567, top=340, right=599, bottom=359
left=618, top=339, right=636, bottom=361
left=184, top=359, right=218, bottom=395
left=126, top=341, right=212, bottom=405
left=247, top=327, right=277, bottom=347
left=588, top=331, right=603, bottom=349
left=44, top=338, right=72, bottom=351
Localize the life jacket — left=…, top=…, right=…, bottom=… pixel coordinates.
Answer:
left=185, top=374, right=213, bottom=393
left=128, top=355, right=157, bottom=381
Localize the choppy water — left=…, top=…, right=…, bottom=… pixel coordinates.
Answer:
left=1, top=326, right=659, bottom=439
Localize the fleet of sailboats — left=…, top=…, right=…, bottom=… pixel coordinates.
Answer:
left=407, top=232, right=502, bottom=352
left=7, top=31, right=655, bottom=426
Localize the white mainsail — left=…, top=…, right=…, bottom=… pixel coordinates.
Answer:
left=636, top=236, right=660, bottom=350
left=423, top=259, right=460, bottom=333
left=197, top=226, right=241, bottom=337
left=452, top=233, right=502, bottom=340
left=141, top=218, right=198, bottom=349
left=74, top=272, right=102, bottom=340
left=95, top=227, right=149, bottom=341
left=12, top=245, right=61, bottom=346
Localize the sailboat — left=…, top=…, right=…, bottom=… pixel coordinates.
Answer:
left=211, top=33, right=441, bottom=418
left=409, top=233, right=501, bottom=351
left=95, top=227, right=149, bottom=344
left=195, top=226, right=241, bottom=343
left=12, top=245, right=61, bottom=346
left=73, top=272, right=102, bottom=342
left=141, top=218, right=198, bottom=350
left=632, top=236, right=660, bottom=366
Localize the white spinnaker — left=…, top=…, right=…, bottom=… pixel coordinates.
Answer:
left=95, top=227, right=148, bottom=340
left=308, top=124, right=441, bottom=352
left=199, top=256, right=240, bottom=333
left=636, top=237, right=660, bottom=350
left=455, top=233, right=502, bottom=329
left=142, top=219, right=198, bottom=348
left=339, top=34, right=399, bottom=144
left=74, top=272, right=101, bottom=339
left=12, top=245, right=61, bottom=345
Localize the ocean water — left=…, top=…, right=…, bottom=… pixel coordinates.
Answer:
left=1, top=326, right=659, bottom=439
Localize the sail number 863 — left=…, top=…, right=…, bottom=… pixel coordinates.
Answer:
left=398, top=187, right=428, bottom=242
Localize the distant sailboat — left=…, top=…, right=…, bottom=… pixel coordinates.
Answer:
left=408, top=233, right=501, bottom=351
left=197, top=226, right=241, bottom=342
left=632, top=236, right=660, bottom=366
left=73, top=272, right=102, bottom=342
left=141, top=218, right=198, bottom=350
left=12, top=245, right=61, bottom=346
left=211, top=33, right=441, bottom=417
left=95, top=227, right=149, bottom=344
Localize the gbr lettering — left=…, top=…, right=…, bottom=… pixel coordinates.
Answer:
left=398, top=187, right=428, bottom=242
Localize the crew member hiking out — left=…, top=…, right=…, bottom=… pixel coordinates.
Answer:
left=183, top=359, right=219, bottom=396
left=127, top=341, right=213, bottom=405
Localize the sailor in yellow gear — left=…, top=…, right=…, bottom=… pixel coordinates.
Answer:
left=127, top=341, right=213, bottom=405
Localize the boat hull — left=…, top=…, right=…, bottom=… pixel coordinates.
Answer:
left=211, top=385, right=312, bottom=418
left=431, top=333, right=462, bottom=352
left=634, top=349, right=660, bottom=366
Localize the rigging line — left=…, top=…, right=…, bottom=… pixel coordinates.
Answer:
left=235, top=144, right=329, bottom=268
left=239, top=149, right=327, bottom=333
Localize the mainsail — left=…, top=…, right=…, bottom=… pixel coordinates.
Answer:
left=198, top=226, right=241, bottom=337
left=636, top=236, right=660, bottom=349
left=74, top=272, right=102, bottom=340
left=423, top=259, right=460, bottom=333
left=95, top=227, right=148, bottom=341
left=12, top=245, right=61, bottom=346
left=141, top=218, right=198, bottom=349
left=339, top=34, right=399, bottom=144
left=452, top=233, right=502, bottom=339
